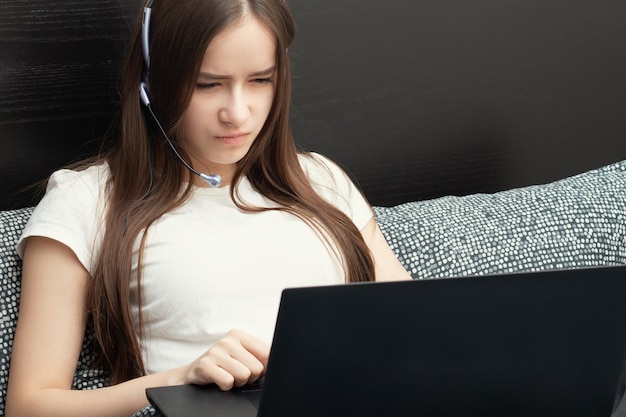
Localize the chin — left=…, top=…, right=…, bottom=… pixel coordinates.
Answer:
left=210, top=148, right=252, bottom=166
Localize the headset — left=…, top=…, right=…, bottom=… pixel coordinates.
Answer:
left=139, top=0, right=222, bottom=188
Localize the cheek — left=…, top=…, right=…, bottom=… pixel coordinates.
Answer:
left=180, top=111, right=196, bottom=136
left=183, top=99, right=212, bottom=130
left=260, top=90, right=276, bottom=117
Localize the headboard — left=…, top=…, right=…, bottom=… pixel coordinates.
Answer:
left=2, top=0, right=626, bottom=209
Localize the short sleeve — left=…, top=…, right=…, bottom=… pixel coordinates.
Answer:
left=300, top=153, right=373, bottom=230
left=16, top=165, right=109, bottom=274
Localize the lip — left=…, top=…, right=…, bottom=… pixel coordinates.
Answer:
left=215, top=132, right=249, bottom=145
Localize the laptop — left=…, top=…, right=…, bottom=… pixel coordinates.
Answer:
left=146, top=265, right=626, bottom=417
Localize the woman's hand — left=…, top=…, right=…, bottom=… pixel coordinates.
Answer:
left=183, top=329, right=270, bottom=390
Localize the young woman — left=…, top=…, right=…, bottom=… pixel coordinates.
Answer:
left=6, top=0, right=411, bottom=416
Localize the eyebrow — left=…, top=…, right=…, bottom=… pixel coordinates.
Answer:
left=198, top=66, right=276, bottom=80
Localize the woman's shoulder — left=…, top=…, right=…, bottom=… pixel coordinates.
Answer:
left=32, top=162, right=111, bottom=231
left=297, top=151, right=347, bottom=184
left=298, top=151, right=364, bottom=197
left=297, top=151, right=372, bottom=227
left=46, top=162, right=110, bottom=197
left=17, top=162, right=111, bottom=266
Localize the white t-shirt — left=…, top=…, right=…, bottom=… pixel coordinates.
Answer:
left=17, top=153, right=373, bottom=374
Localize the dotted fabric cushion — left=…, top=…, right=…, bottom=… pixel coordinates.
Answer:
left=375, top=160, right=626, bottom=279
left=0, top=208, right=29, bottom=415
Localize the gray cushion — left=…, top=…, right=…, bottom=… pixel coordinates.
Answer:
left=0, top=207, right=32, bottom=415
left=375, top=160, right=626, bottom=279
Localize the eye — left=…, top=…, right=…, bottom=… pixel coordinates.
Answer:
left=196, top=82, right=219, bottom=90
left=251, top=77, right=273, bottom=85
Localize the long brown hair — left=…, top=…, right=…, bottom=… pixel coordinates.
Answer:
left=86, top=0, right=375, bottom=384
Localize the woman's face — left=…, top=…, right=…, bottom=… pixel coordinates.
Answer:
left=181, top=15, right=277, bottom=186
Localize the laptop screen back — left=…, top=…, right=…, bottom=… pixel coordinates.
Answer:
left=258, top=266, right=626, bottom=417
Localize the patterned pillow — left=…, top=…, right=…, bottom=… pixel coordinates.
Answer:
left=0, top=207, right=32, bottom=415
left=375, top=160, right=626, bottom=279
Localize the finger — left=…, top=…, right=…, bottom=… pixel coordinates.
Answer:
left=186, top=330, right=271, bottom=389
left=217, top=357, right=255, bottom=388
left=207, top=366, right=237, bottom=391
left=213, top=343, right=264, bottom=386
left=229, top=352, right=265, bottom=383
left=204, top=347, right=260, bottom=388
left=187, top=356, right=234, bottom=388
left=233, top=330, right=271, bottom=367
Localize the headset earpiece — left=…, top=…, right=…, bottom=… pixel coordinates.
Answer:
left=140, top=1, right=154, bottom=107
left=139, top=81, right=151, bottom=107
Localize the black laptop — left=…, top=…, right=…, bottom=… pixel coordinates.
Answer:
left=146, top=265, right=626, bottom=417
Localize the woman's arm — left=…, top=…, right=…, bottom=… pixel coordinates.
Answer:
left=360, top=217, right=412, bottom=282
left=5, top=236, right=174, bottom=417
left=6, top=237, right=269, bottom=417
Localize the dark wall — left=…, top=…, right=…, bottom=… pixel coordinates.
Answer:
left=288, top=0, right=626, bottom=205
left=1, top=0, right=142, bottom=209
left=2, top=0, right=626, bottom=209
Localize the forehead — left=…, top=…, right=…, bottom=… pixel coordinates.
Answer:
left=200, top=15, right=276, bottom=73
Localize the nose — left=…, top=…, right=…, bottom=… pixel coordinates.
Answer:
left=219, top=89, right=250, bottom=127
